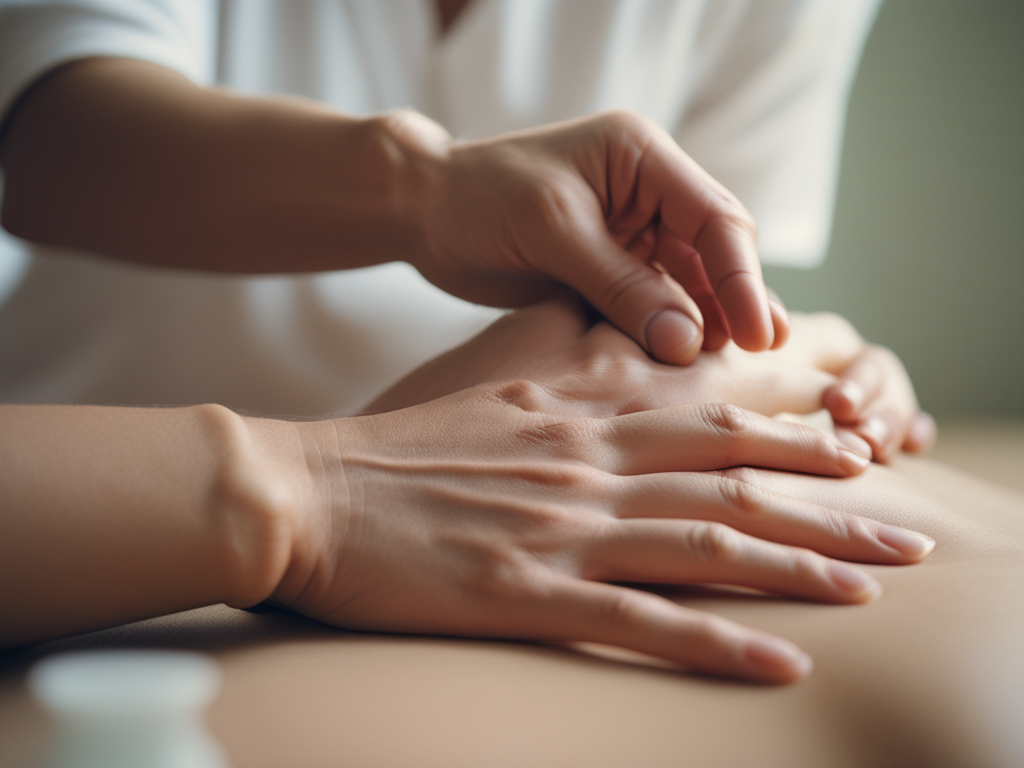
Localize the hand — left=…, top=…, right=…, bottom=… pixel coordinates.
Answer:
left=367, top=298, right=836, bottom=421
left=0, top=61, right=779, bottom=365
left=367, top=299, right=930, bottom=465
left=266, top=306, right=935, bottom=685
left=388, top=109, right=788, bottom=365
left=823, top=346, right=937, bottom=462
left=766, top=311, right=937, bottom=462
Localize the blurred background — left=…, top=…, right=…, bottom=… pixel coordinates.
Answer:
left=765, top=0, right=1024, bottom=421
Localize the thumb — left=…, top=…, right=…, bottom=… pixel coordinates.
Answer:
left=556, top=226, right=709, bottom=365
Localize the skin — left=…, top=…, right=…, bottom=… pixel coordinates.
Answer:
left=0, top=56, right=934, bottom=457
left=0, top=8, right=937, bottom=683
left=0, top=57, right=779, bottom=362
left=0, top=302, right=935, bottom=685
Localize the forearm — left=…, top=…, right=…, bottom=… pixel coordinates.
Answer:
left=0, top=403, right=305, bottom=648
left=0, top=57, right=442, bottom=272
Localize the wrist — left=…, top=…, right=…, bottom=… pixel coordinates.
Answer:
left=201, top=406, right=307, bottom=609
left=368, top=108, right=453, bottom=270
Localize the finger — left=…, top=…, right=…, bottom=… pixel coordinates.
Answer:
left=902, top=412, right=937, bottom=454
left=646, top=144, right=775, bottom=353
left=652, top=229, right=732, bottom=351
left=588, top=114, right=774, bottom=354
left=836, top=346, right=920, bottom=462
left=613, top=471, right=935, bottom=564
left=536, top=577, right=813, bottom=683
left=584, top=403, right=870, bottom=476
left=855, top=410, right=902, bottom=463
left=824, top=350, right=884, bottom=423
left=551, top=218, right=710, bottom=366
left=833, top=427, right=874, bottom=460
left=762, top=289, right=791, bottom=351
left=585, top=519, right=882, bottom=605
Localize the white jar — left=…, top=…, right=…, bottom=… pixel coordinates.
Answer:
left=29, top=650, right=229, bottom=768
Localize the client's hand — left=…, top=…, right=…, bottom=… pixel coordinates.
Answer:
left=763, top=310, right=936, bottom=462
left=367, top=298, right=844, bottom=420
left=266, top=302, right=934, bottom=685
left=367, top=298, right=934, bottom=462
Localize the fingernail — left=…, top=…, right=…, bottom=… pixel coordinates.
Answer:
left=645, top=310, right=702, bottom=364
left=837, top=381, right=865, bottom=412
left=836, top=447, right=871, bottom=475
left=744, top=637, right=813, bottom=679
left=860, top=416, right=890, bottom=447
left=836, top=430, right=872, bottom=459
left=877, top=525, right=935, bottom=560
left=828, top=561, right=882, bottom=601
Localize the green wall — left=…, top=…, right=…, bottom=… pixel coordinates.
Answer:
left=763, top=0, right=1024, bottom=417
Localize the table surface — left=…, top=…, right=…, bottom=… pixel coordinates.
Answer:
left=2, top=420, right=1023, bottom=768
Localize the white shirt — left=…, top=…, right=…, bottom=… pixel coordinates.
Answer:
left=0, top=0, right=879, bottom=414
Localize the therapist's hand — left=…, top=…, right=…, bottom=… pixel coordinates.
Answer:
left=387, top=109, right=787, bottom=365
left=1, top=60, right=781, bottom=364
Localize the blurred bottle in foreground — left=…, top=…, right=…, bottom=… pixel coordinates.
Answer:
left=29, top=650, right=228, bottom=768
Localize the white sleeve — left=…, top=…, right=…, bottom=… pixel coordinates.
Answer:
left=676, top=0, right=881, bottom=268
left=0, top=0, right=218, bottom=123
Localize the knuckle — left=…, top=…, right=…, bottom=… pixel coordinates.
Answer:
left=473, top=557, right=539, bottom=603
left=789, top=548, right=825, bottom=583
left=521, top=417, right=602, bottom=464
left=702, top=402, right=752, bottom=440
left=818, top=508, right=855, bottom=542
left=599, top=590, right=649, bottom=631
left=718, top=472, right=772, bottom=516
left=526, top=462, right=611, bottom=496
left=689, top=522, right=742, bottom=562
left=493, top=379, right=552, bottom=413
left=599, top=108, right=649, bottom=135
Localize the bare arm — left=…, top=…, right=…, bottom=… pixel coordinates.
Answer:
left=0, top=301, right=938, bottom=684
left=0, top=58, right=421, bottom=273
left=0, top=56, right=783, bottom=363
left=0, top=403, right=296, bottom=648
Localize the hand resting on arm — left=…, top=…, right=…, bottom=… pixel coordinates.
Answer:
left=0, top=301, right=934, bottom=685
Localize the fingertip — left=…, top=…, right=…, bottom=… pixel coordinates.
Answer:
left=876, top=524, right=936, bottom=562
left=825, top=381, right=866, bottom=422
left=836, top=446, right=871, bottom=476
left=645, top=309, right=704, bottom=365
left=743, top=636, right=813, bottom=684
left=858, top=415, right=895, bottom=463
left=828, top=561, right=883, bottom=603
left=717, top=272, right=774, bottom=352
left=835, top=429, right=873, bottom=460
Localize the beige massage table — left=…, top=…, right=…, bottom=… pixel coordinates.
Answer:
left=3, top=421, right=1024, bottom=768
